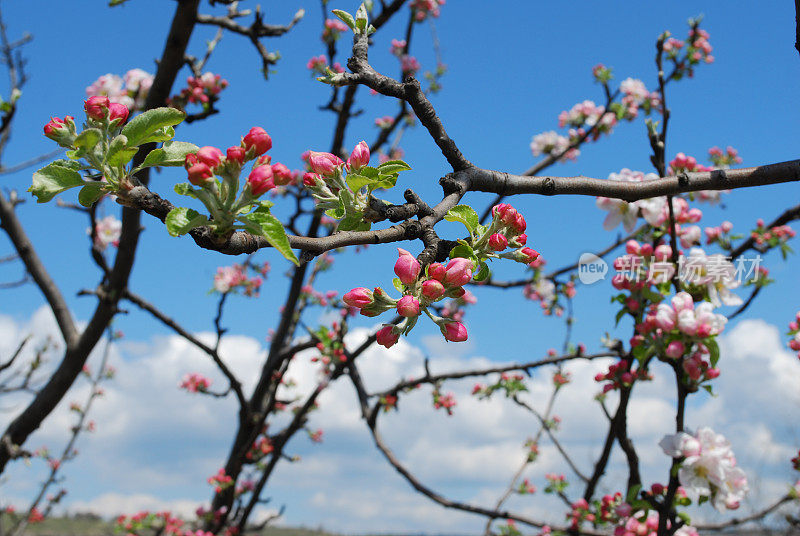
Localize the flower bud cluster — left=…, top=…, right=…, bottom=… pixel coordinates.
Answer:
left=212, top=262, right=267, bottom=296
left=750, top=220, right=795, bottom=248
left=787, top=312, right=800, bottom=360
left=344, top=248, right=476, bottom=348
left=306, top=55, right=344, bottom=76
left=594, top=359, right=653, bottom=394
left=180, top=373, right=212, bottom=393
left=168, top=72, right=228, bottom=111
left=432, top=388, right=456, bottom=415
left=207, top=468, right=233, bottom=493
left=410, top=0, right=445, bottom=21
left=708, top=146, right=742, bottom=167
left=471, top=372, right=527, bottom=400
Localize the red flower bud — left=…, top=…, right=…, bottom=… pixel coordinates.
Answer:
left=396, top=295, right=420, bottom=317
left=242, top=127, right=272, bottom=156
left=421, top=279, right=445, bottom=300
left=488, top=233, right=508, bottom=252
left=187, top=163, right=213, bottom=186
left=84, top=96, right=110, bottom=120
left=376, top=325, right=400, bottom=348
left=394, top=248, right=421, bottom=286
left=247, top=165, right=275, bottom=196
left=343, top=287, right=373, bottom=308
left=271, top=163, right=293, bottom=186
left=226, top=146, right=246, bottom=165
left=347, top=140, right=370, bottom=171
left=197, top=146, right=223, bottom=169
left=441, top=321, right=468, bottom=342
left=108, top=102, right=129, bottom=124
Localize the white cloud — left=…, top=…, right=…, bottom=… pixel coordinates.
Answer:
left=1, top=310, right=798, bottom=533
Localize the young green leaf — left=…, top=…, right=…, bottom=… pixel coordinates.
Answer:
left=74, top=128, right=102, bottom=151
left=165, top=207, right=209, bottom=236
left=140, top=141, right=200, bottom=169
left=106, top=134, right=138, bottom=167
left=29, top=162, right=85, bottom=203
left=78, top=181, right=106, bottom=207
left=376, top=159, right=411, bottom=175
left=331, top=9, right=356, bottom=31
left=242, top=210, right=299, bottom=265
left=444, top=205, right=479, bottom=235
left=121, top=107, right=185, bottom=147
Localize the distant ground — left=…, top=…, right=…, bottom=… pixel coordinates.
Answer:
left=4, top=515, right=798, bottom=536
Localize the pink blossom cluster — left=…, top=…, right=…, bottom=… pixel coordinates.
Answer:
left=619, top=77, right=660, bottom=118
left=654, top=292, right=726, bottom=339
left=400, top=54, right=421, bottom=75
left=751, top=218, right=796, bottom=247
left=344, top=249, right=474, bottom=348
left=613, top=513, right=659, bottom=536
left=306, top=54, right=344, bottom=76
left=552, top=371, right=571, bottom=387
left=301, top=284, right=338, bottom=307
left=679, top=247, right=742, bottom=306
left=596, top=169, right=666, bottom=232
left=708, top=146, right=742, bottom=167
left=472, top=372, right=527, bottom=399
left=530, top=130, right=578, bottom=162
left=594, top=359, right=652, bottom=394
left=544, top=473, right=567, bottom=494
left=668, top=152, right=714, bottom=175
left=787, top=312, right=800, bottom=360
left=115, top=510, right=213, bottom=536
left=660, top=426, right=748, bottom=510
left=168, top=72, right=228, bottom=110
left=389, top=39, right=407, bottom=56
left=310, top=320, right=348, bottom=368
left=207, top=468, right=234, bottom=493
left=410, top=0, right=445, bottom=21
left=184, top=127, right=293, bottom=196
left=517, top=478, right=536, bottom=495
left=374, top=115, right=395, bottom=129
left=611, top=241, right=675, bottom=292
left=484, top=203, right=540, bottom=264
left=432, top=390, right=456, bottom=414
left=212, top=263, right=266, bottom=296
left=245, top=434, right=274, bottom=462
left=180, top=373, right=212, bottom=393
left=85, top=68, right=153, bottom=111
left=90, top=215, right=122, bottom=251
left=705, top=220, right=733, bottom=245
left=558, top=100, right=615, bottom=134
left=567, top=498, right=595, bottom=529
left=322, top=18, right=349, bottom=43
left=596, top=492, right=624, bottom=524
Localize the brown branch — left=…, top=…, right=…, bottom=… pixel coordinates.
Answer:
left=695, top=495, right=792, bottom=531
left=0, top=0, right=200, bottom=475
left=0, top=191, right=78, bottom=346
left=122, top=290, right=247, bottom=413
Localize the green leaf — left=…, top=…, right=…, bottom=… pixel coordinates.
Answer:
left=376, top=159, right=411, bottom=175
left=614, top=308, right=626, bottom=327
left=140, top=141, right=199, bottom=169
left=139, top=126, right=176, bottom=145
left=392, top=277, right=404, bottom=293
left=472, top=263, right=490, bottom=282
left=331, top=9, right=356, bottom=30
left=449, top=240, right=478, bottom=264
left=243, top=210, right=299, bottom=265
left=706, top=338, right=720, bottom=368
left=165, top=207, right=209, bottom=236
left=325, top=205, right=345, bottom=219
left=78, top=181, right=106, bottom=207
left=473, top=261, right=490, bottom=282
left=345, top=173, right=375, bottom=192
left=106, top=134, right=138, bottom=167
left=338, top=210, right=370, bottom=232
left=74, top=128, right=102, bottom=151
left=174, top=182, right=198, bottom=198
left=445, top=205, right=479, bottom=235
left=121, top=107, right=185, bottom=147
left=29, top=162, right=85, bottom=203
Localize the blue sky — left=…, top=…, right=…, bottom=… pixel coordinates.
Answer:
left=1, top=0, right=799, bottom=532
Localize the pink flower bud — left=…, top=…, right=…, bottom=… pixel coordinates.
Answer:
left=242, top=127, right=272, bottom=156
left=519, top=247, right=540, bottom=265
left=444, top=257, right=474, bottom=287
left=108, top=102, right=129, bottom=124
left=84, top=95, right=110, bottom=120
left=44, top=117, right=67, bottom=137
left=307, top=151, right=342, bottom=177
left=187, top=163, right=213, bottom=186
left=488, top=233, right=508, bottom=252
left=421, top=279, right=445, bottom=300
left=197, top=146, right=223, bottom=169
left=347, top=140, right=370, bottom=171
left=665, top=341, right=685, bottom=359
left=343, top=287, right=373, bottom=308
left=514, top=233, right=527, bottom=246
left=626, top=298, right=640, bottom=312
left=396, top=295, right=420, bottom=317
left=427, top=262, right=445, bottom=282
left=247, top=165, right=275, bottom=197
left=303, top=172, right=321, bottom=187
left=721, top=221, right=733, bottom=233
left=639, top=243, right=653, bottom=257
left=271, top=163, right=293, bottom=186
left=394, top=248, right=421, bottom=286
left=705, top=367, right=720, bottom=379
left=655, top=244, right=672, bottom=261
left=441, top=321, right=468, bottom=342
left=226, top=146, right=246, bottom=165
left=376, top=325, right=400, bottom=348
